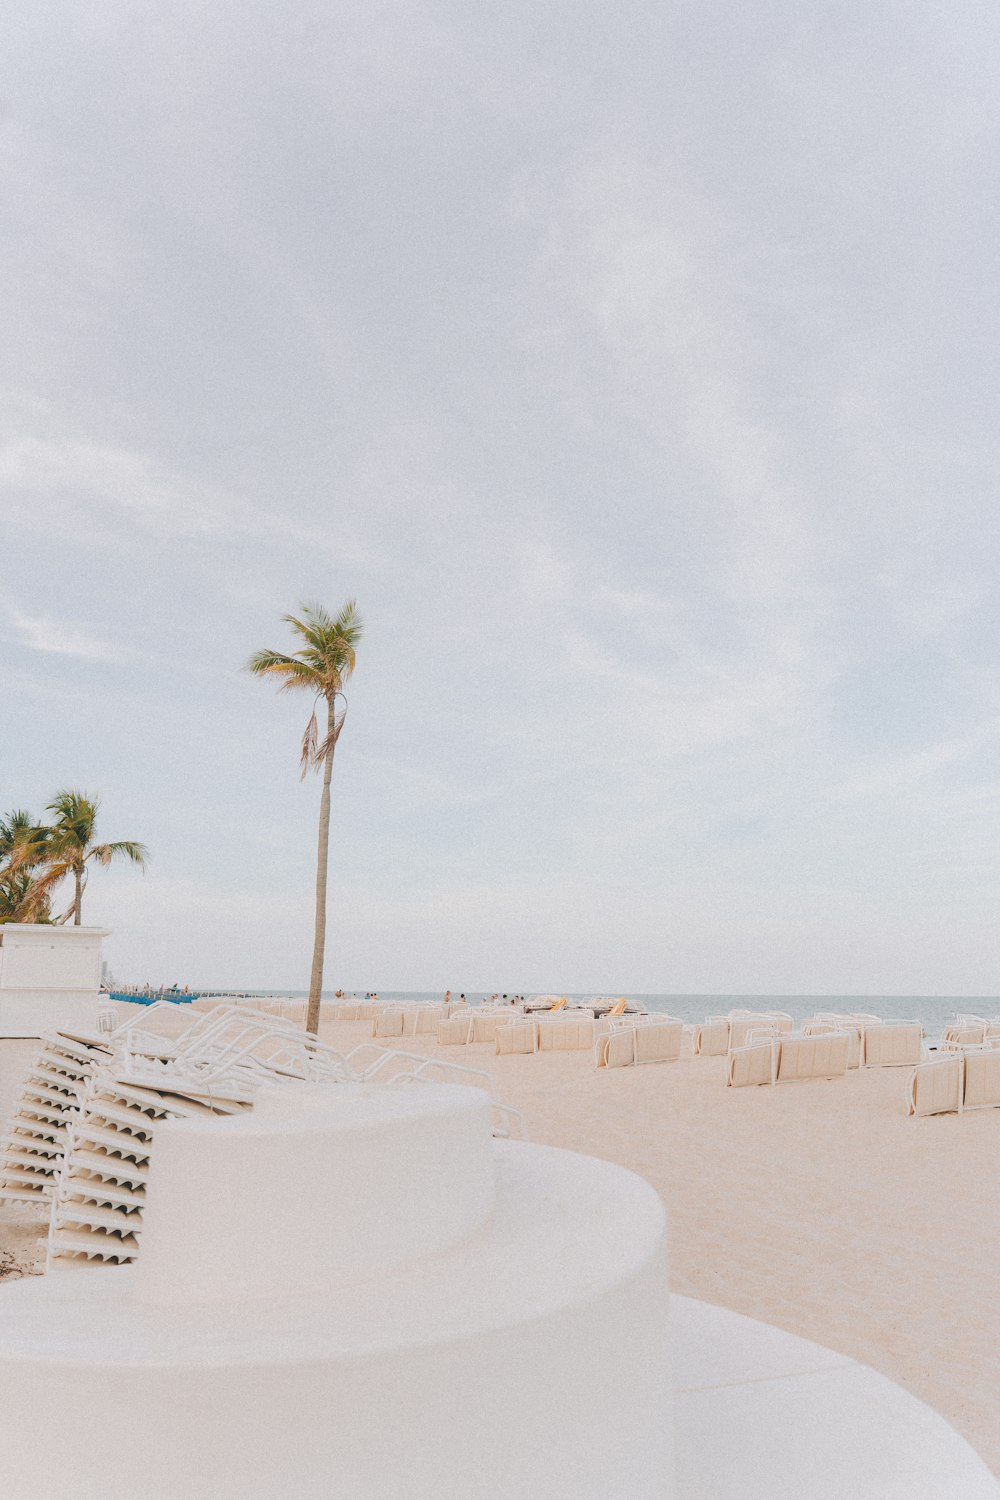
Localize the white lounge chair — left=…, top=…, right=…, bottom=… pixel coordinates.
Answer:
left=694, top=1019, right=730, bottom=1056
left=726, top=1040, right=777, bottom=1088
left=775, top=1033, right=850, bottom=1083
left=728, top=1014, right=793, bottom=1049
left=472, top=1012, right=518, bottom=1044
left=537, top=1015, right=595, bottom=1051
left=961, top=1049, right=1000, bottom=1111
left=596, top=1019, right=684, bottom=1068
left=940, top=1023, right=986, bottom=1052
left=863, top=1023, right=925, bottom=1067
left=495, top=1020, right=538, bottom=1055
left=907, top=1058, right=963, bottom=1117
left=801, top=1020, right=863, bottom=1069
left=435, top=1015, right=475, bottom=1046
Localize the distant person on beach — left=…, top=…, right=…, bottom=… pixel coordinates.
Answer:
left=444, top=990, right=452, bottom=1005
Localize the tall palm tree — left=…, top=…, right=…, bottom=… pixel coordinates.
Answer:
left=0, top=809, right=51, bottom=923
left=34, top=791, right=148, bottom=925
left=246, top=600, right=362, bottom=1035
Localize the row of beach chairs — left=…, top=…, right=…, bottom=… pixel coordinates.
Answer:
left=725, top=1020, right=927, bottom=1087
left=372, top=1002, right=476, bottom=1038
left=191, top=995, right=361, bottom=1025
left=486, top=1012, right=687, bottom=1067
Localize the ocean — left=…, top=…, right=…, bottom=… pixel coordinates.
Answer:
left=193, top=990, right=1000, bottom=1036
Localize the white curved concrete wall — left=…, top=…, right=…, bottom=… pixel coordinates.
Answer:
left=138, top=1083, right=497, bottom=1304
left=0, top=1087, right=673, bottom=1500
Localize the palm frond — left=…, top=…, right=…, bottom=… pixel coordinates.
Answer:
left=0, top=809, right=35, bottom=856
left=19, top=859, right=75, bottom=900
left=0, top=815, right=50, bottom=875
left=89, top=841, right=149, bottom=870
left=244, top=650, right=319, bottom=692
left=315, top=705, right=347, bottom=764
left=46, top=790, right=99, bottom=851
left=299, top=708, right=319, bottom=780
left=282, top=608, right=333, bottom=655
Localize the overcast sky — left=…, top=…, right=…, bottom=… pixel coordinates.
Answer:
left=3, top=1, right=1000, bottom=993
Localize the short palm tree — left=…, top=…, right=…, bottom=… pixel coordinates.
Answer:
left=34, top=791, right=148, bottom=925
left=246, top=600, right=362, bottom=1035
left=0, top=809, right=51, bottom=922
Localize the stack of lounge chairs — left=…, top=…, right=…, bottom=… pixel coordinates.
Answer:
left=0, top=1001, right=526, bottom=1270
left=0, top=1033, right=111, bottom=1210
left=47, top=1072, right=251, bottom=1268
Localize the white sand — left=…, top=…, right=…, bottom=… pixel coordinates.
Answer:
left=2, top=1013, right=997, bottom=1478
left=318, top=1019, right=1000, bottom=1477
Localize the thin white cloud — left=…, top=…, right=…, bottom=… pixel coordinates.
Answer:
left=4, top=603, right=122, bottom=661
left=0, top=430, right=382, bottom=566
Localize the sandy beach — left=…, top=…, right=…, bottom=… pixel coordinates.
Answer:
left=2, top=1011, right=997, bottom=1478
left=321, top=1017, right=1000, bottom=1477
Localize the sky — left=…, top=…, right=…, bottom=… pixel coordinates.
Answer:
left=2, top=1, right=1000, bottom=994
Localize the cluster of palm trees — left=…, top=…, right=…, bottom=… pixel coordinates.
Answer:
left=2, top=598, right=360, bottom=1037
left=0, top=792, right=147, bottom=926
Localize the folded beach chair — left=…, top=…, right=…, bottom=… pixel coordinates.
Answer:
left=435, top=1015, right=475, bottom=1046
left=329, top=1001, right=361, bottom=1021
left=473, top=1011, right=523, bottom=1043
left=776, top=1033, right=850, bottom=1083
left=940, top=1023, right=987, bottom=1051
left=726, top=1040, right=777, bottom=1088
left=863, top=1022, right=924, bottom=1067
left=802, top=1020, right=863, bottom=1069
left=595, top=1030, right=629, bottom=1068
left=594, top=1021, right=672, bottom=1068
left=372, top=1009, right=404, bottom=1038
left=404, top=1005, right=447, bottom=1036
left=694, top=1019, right=730, bottom=1056
left=839, top=1025, right=863, bottom=1070
left=495, top=1020, right=538, bottom=1055
left=634, top=1019, right=683, bottom=1064
left=728, top=1014, right=790, bottom=1049
left=537, top=1015, right=595, bottom=1051
left=907, top=1057, right=963, bottom=1117
left=961, top=1049, right=1000, bottom=1111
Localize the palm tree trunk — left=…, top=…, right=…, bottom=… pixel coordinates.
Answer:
left=306, top=697, right=336, bottom=1034
left=73, top=866, right=83, bottom=925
